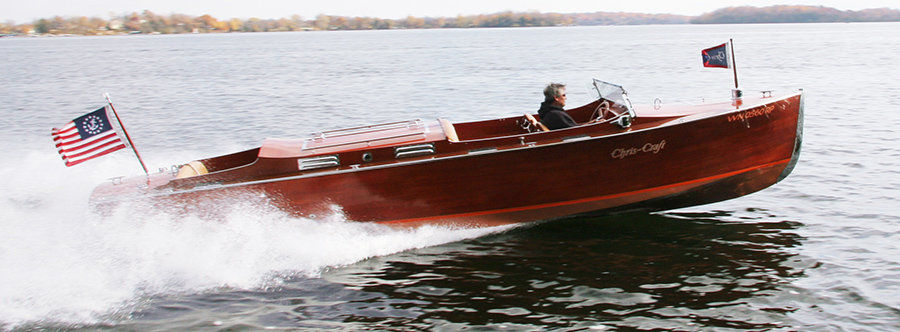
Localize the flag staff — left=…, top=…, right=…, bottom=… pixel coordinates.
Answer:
left=730, top=38, right=739, bottom=90
left=104, top=93, right=149, bottom=176
left=728, top=39, right=742, bottom=102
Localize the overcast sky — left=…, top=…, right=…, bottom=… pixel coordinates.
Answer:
left=3, top=0, right=899, bottom=24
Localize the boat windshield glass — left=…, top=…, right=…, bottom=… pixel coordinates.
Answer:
left=588, top=79, right=635, bottom=114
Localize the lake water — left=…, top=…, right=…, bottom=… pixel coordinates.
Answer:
left=1, top=22, right=899, bottom=331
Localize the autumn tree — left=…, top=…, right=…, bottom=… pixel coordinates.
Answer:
left=122, top=12, right=142, bottom=31
left=315, top=14, right=331, bottom=30
left=403, top=15, right=425, bottom=28
left=228, top=18, right=243, bottom=31
left=330, top=16, right=348, bottom=29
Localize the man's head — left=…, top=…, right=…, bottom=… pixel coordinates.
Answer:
left=543, top=83, right=567, bottom=107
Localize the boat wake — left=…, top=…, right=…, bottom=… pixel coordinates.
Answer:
left=0, top=150, right=511, bottom=329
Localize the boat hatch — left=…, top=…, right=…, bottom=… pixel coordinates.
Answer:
left=304, top=119, right=433, bottom=152
left=298, top=155, right=340, bottom=170
left=258, top=119, right=446, bottom=158
left=312, top=119, right=426, bottom=141
left=395, top=143, right=435, bottom=158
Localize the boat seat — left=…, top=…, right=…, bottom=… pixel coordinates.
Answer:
left=439, top=118, right=459, bottom=142
left=175, top=161, right=208, bottom=178
left=524, top=113, right=549, bottom=132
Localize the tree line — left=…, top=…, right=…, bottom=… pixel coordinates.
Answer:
left=1, top=5, right=898, bottom=36
left=692, top=6, right=900, bottom=24
left=0, top=11, right=653, bottom=36
left=0, top=10, right=686, bottom=35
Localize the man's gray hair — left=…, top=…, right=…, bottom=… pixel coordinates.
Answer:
left=543, top=83, right=566, bottom=102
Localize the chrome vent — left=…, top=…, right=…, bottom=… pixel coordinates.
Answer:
left=298, top=155, right=340, bottom=170
left=468, top=147, right=497, bottom=154
left=562, top=135, right=591, bottom=142
left=395, top=143, right=435, bottom=159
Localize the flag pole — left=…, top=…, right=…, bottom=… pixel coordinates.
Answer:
left=104, top=93, right=149, bottom=176
left=729, top=39, right=742, bottom=103
left=729, top=38, right=739, bottom=89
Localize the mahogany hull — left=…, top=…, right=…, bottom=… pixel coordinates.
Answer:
left=91, top=92, right=804, bottom=228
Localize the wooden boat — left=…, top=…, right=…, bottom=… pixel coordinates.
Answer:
left=90, top=79, right=804, bottom=227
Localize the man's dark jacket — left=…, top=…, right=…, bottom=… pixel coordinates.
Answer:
left=537, top=101, right=577, bottom=130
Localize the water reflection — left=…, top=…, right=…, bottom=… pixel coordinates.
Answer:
left=109, top=210, right=808, bottom=331
left=318, top=211, right=808, bottom=330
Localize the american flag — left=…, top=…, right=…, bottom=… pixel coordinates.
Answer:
left=51, top=106, right=127, bottom=167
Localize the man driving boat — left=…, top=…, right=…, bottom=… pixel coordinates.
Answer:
left=538, top=83, right=577, bottom=130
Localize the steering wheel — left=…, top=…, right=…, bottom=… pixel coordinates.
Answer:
left=589, top=101, right=611, bottom=123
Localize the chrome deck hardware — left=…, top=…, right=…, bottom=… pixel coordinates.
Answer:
left=298, top=155, right=340, bottom=170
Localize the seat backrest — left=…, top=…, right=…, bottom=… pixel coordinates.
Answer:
left=175, top=160, right=208, bottom=178
left=439, top=118, right=459, bottom=142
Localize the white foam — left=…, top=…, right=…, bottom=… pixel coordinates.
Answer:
left=0, top=149, right=510, bottom=328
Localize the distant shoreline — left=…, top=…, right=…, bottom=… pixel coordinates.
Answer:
left=1, top=5, right=898, bottom=37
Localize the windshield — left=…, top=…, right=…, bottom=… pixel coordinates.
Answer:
left=588, top=79, right=635, bottom=114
